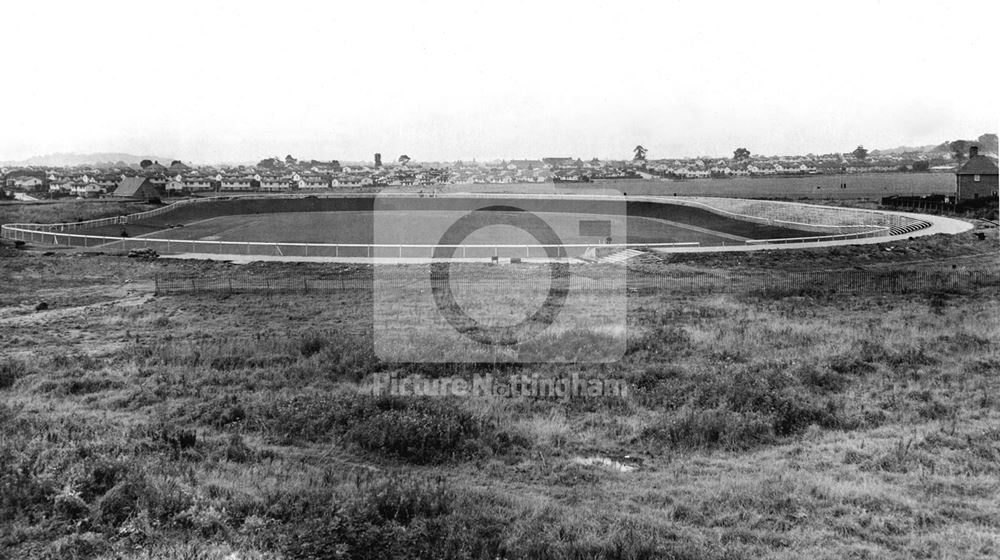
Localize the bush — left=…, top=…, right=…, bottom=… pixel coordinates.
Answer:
left=346, top=405, right=481, bottom=463
left=223, top=433, right=254, bottom=463
left=96, top=473, right=150, bottom=527
left=638, top=362, right=847, bottom=450
left=261, top=394, right=527, bottom=463
left=298, top=333, right=326, bottom=358
left=282, top=475, right=455, bottom=560
left=0, top=359, right=30, bottom=390
left=641, top=406, right=773, bottom=450
left=0, top=454, right=59, bottom=524
left=47, top=532, right=110, bottom=559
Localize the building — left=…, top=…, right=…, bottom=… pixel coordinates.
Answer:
left=220, top=178, right=254, bottom=191
left=955, top=146, right=999, bottom=202
left=183, top=177, right=215, bottom=191
left=11, top=176, right=44, bottom=190
left=111, top=177, right=160, bottom=201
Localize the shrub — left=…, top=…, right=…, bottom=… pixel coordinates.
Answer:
left=223, top=433, right=254, bottom=463
left=298, top=333, right=327, bottom=357
left=96, top=473, right=150, bottom=527
left=346, top=406, right=481, bottom=463
left=80, top=457, right=131, bottom=501
left=47, top=532, right=110, bottom=559
left=282, top=475, right=455, bottom=560
left=0, top=455, right=59, bottom=523
left=640, top=406, right=773, bottom=450
left=0, top=359, right=30, bottom=390
left=626, top=324, right=692, bottom=360
left=261, top=394, right=527, bottom=463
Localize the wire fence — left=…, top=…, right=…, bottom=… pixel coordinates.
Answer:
left=153, top=266, right=1000, bottom=297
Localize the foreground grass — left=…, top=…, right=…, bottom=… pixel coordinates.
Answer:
left=1, top=243, right=999, bottom=559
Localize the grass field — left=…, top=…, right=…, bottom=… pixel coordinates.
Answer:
left=570, top=172, right=955, bottom=199
left=1, top=225, right=999, bottom=559
left=140, top=209, right=814, bottom=248
left=0, top=200, right=155, bottom=227
left=57, top=196, right=828, bottom=253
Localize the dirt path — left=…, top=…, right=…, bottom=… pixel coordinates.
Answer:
left=0, top=281, right=155, bottom=328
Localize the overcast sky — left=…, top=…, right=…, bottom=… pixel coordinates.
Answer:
left=2, top=0, right=997, bottom=164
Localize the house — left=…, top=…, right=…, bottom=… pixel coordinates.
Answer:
left=12, top=176, right=43, bottom=190
left=71, top=183, right=104, bottom=197
left=259, top=176, right=290, bottom=191
left=183, top=177, right=215, bottom=191
left=165, top=180, right=186, bottom=193
left=220, top=178, right=254, bottom=191
left=301, top=175, right=329, bottom=189
left=112, top=177, right=160, bottom=200
left=49, top=181, right=74, bottom=194
left=955, top=146, right=999, bottom=202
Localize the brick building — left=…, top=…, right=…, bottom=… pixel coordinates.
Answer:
left=956, top=146, right=999, bottom=202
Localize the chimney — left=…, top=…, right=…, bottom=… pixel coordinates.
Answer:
left=970, top=146, right=979, bottom=158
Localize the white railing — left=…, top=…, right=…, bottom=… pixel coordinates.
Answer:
left=1, top=192, right=936, bottom=257
left=0, top=225, right=700, bottom=258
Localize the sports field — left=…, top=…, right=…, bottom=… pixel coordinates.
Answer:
left=137, top=208, right=816, bottom=248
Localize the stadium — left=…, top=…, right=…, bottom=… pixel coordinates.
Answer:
left=0, top=192, right=973, bottom=262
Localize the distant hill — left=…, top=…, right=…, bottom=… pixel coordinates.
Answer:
left=870, top=145, right=938, bottom=155
left=872, top=133, right=997, bottom=157
left=0, top=153, right=174, bottom=167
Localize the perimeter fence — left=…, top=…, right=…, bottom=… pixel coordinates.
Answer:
left=153, top=266, right=1000, bottom=297
left=2, top=192, right=937, bottom=253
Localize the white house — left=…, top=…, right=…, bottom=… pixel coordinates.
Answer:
left=220, top=178, right=254, bottom=191
left=183, top=178, right=214, bottom=191
left=259, top=177, right=290, bottom=191
left=12, top=176, right=43, bottom=190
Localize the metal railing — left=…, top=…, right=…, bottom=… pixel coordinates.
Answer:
left=1, top=192, right=939, bottom=256
left=0, top=225, right=700, bottom=258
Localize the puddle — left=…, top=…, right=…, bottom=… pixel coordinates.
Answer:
left=571, top=456, right=640, bottom=473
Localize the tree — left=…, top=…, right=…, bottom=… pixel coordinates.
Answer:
left=912, top=160, right=930, bottom=172
left=139, top=159, right=153, bottom=169
left=851, top=145, right=868, bottom=160
left=257, top=157, right=282, bottom=169
left=285, top=154, right=297, bottom=165
left=398, top=155, right=411, bottom=165
left=949, top=140, right=970, bottom=163
left=633, top=145, right=647, bottom=161
left=977, top=133, right=998, bottom=154
left=733, top=147, right=751, bottom=160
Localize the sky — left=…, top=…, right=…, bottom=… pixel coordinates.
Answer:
left=1, top=0, right=997, bottom=164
